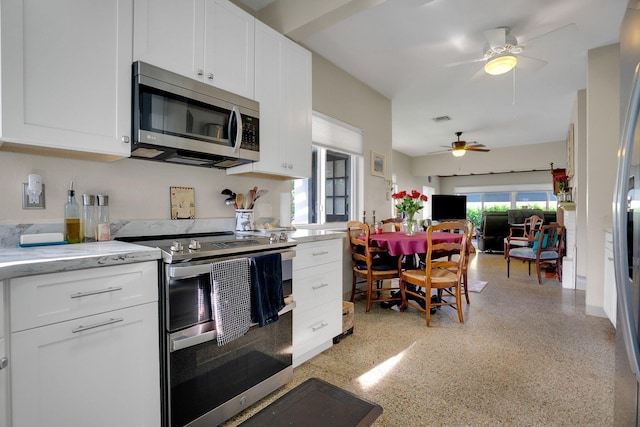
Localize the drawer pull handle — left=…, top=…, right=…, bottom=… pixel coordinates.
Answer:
left=0, top=357, right=7, bottom=371
left=312, top=251, right=328, bottom=256
left=70, top=286, right=123, bottom=299
left=311, top=322, right=328, bottom=332
left=72, top=317, right=124, bottom=334
left=312, top=283, right=329, bottom=291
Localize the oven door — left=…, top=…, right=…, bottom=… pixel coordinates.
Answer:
left=163, top=250, right=294, bottom=427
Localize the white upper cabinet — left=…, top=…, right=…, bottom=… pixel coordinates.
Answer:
left=0, top=0, right=133, bottom=160
left=228, top=21, right=312, bottom=179
left=134, top=0, right=255, bottom=99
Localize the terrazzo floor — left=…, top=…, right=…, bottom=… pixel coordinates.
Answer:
left=223, top=251, right=615, bottom=426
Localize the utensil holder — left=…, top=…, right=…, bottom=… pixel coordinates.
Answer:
left=235, top=209, right=254, bottom=231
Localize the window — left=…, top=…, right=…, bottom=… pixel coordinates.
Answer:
left=293, top=112, right=363, bottom=225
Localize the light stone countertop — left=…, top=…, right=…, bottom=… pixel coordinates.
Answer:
left=0, top=241, right=161, bottom=280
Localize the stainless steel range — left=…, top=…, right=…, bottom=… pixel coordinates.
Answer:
left=117, top=231, right=296, bottom=427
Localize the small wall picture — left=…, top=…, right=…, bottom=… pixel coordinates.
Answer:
left=170, top=187, right=195, bottom=219
left=371, top=151, right=386, bottom=177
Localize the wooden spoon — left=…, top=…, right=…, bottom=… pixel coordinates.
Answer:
left=245, top=190, right=255, bottom=209
left=236, top=193, right=244, bottom=210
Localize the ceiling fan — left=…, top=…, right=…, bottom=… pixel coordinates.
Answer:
left=442, top=132, right=490, bottom=157
left=447, top=24, right=575, bottom=76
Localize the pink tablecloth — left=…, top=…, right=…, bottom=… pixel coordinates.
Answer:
left=368, top=231, right=462, bottom=257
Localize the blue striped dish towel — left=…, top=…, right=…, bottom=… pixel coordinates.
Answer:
left=211, top=258, right=251, bottom=346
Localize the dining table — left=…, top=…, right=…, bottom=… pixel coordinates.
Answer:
left=368, top=231, right=463, bottom=257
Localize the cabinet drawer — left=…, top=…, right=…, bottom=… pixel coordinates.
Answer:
left=293, top=264, right=340, bottom=311
left=294, top=239, right=341, bottom=270
left=10, top=261, right=157, bottom=332
left=293, top=299, right=341, bottom=357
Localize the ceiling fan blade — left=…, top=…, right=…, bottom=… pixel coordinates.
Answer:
left=444, top=56, right=486, bottom=68
left=516, top=55, right=548, bottom=72
left=518, top=23, right=577, bottom=47
left=464, top=147, right=490, bottom=152
left=484, top=28, right=506, bottom=50
left=466, top=143, right=486, bottom=148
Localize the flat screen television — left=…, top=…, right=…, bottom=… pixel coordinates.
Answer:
left=431, top=194, right=467, bottom=221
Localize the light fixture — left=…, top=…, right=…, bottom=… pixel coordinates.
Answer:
left=451, top=149, right=466, bottom=157
left=484, top=53, right=518, bottom=75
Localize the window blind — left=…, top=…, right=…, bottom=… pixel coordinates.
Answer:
left=312, top=111, right=363, bottom=155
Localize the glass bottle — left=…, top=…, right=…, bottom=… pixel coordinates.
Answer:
left=64, top=182, right=80, bottom=243
left=81, top=194, right=97, bottom=243
left=97, top=194, right=111, bottom=241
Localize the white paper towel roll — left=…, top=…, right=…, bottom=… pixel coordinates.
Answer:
left=280, top=193, right=291, bottom=227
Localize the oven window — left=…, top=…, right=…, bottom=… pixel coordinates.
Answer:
left=169, top=311, right=292, bottom=427
left=168, top=274, right=213, bottom=332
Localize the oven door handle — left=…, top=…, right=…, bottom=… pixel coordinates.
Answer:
left=168, top=249, right=296, bottom=279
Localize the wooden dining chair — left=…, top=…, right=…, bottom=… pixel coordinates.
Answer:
left=347, top=221, right=401, bottom=312
left=506, top=224, right=564, bottom=284
left=399, top=222, right=467, bottom=326
left=503, top=214, right=544, bottom=255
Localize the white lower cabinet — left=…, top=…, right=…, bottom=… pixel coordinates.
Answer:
left=0, top=338, right=6, bottom=427
left=293, top=239, right=342, bottom=367
left=8, top=262, right=160, bottom=427
left=604, top=230, right=616, bottom=327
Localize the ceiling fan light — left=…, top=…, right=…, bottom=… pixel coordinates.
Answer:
left=484, top=54, right=518, bottom=75
left=451, top=149, right=466, bottom=157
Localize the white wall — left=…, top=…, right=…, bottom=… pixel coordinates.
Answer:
left=574, top=89, right=588, bottom=282
left=585, top=43, right=620, bottom=316
left=438, top=170, right=552, bottom=195
left=0, top=151, right=289, bottom=225
left=311, top=52, right=393, bottom=222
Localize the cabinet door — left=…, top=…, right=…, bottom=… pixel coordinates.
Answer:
left=281, top=37, right=312, bottom=178
left=11, top=303, right=160, bottom=427
left=228, top=21, right=311, bottom=178
left=0, top=338, right=7, bottom=427
left=1, top=0, right=132, bottom=159
left=204, top=0, right=255, bottom=98
left=133, top=0, right=205, bottom=81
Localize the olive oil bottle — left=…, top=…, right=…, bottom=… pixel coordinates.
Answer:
left=64, top=181, right=80, bottom=243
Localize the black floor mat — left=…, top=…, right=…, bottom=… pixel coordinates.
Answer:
left=239, top=378, right=382, bottom=427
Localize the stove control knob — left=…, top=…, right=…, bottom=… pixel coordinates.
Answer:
left=188, top=239, right=201, bottom=250
left=279, top=232, right=288, bottom=241
left=269, top=233, right=278, bottom=243
left=170, top=241, right=183, bottom=252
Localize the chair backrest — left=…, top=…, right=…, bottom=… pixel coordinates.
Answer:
left=381, top=217, right=402, bottom=231
left=425, top=221, right=468, bottom=281
left=523, top=215, right=544, bottom=239
left=532, top=224, right=564, bottom=254
left=347, top=220, right=369, bottom=264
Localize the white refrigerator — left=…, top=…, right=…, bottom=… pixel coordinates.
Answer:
left=614, top=1, right=640, bottom=425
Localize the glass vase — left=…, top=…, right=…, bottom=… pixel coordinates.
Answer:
left=403, top=213, right=417, bottom=236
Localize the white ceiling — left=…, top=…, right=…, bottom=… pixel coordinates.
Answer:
left=237, top=0, right=627, bottom=157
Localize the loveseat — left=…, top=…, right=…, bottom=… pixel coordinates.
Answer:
left=475, top=209, right=557, bottom=252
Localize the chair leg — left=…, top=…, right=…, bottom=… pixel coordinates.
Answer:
left=535, top=259, right=542, bottom=284
left=426, top=285, right=433, bottom=326
left=507, top=258, right=510, bottom=278
left=456, top=283, right=464, bottom=324
left=365, top=276, right=374, bottom=312
left=350, top=273, right=357, bottom=301
left=462, top=270, right=470, bottom=304
left=399, top=277, right=407, bottom=312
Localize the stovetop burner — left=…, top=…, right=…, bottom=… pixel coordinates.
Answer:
left=116, top=231, right=295, bottom=263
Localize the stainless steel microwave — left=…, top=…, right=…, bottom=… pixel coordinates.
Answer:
left=131, top=61, right=259, bottom=168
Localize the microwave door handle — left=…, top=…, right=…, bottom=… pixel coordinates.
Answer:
left=614, top=61, right=640, bottom=382
left=230, top=105, right=242, bottom=154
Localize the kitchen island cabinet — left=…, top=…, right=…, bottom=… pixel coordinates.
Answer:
left=292, top=238, right=342, bottom=367
left=134, top=0, right=255, bottom=99
left=227, top=20, right=312, bottom=179
left=0, top=0, right=132, bottom=161
left=8, top=261, right=160, bottom=427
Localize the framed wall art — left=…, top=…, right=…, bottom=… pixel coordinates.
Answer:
left=370, top=151, right=386, bottom=177
left=170, top=186, right=195, bottom=219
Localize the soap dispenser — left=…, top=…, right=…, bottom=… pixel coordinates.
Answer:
left=64, top=181, right=80, bottom=243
